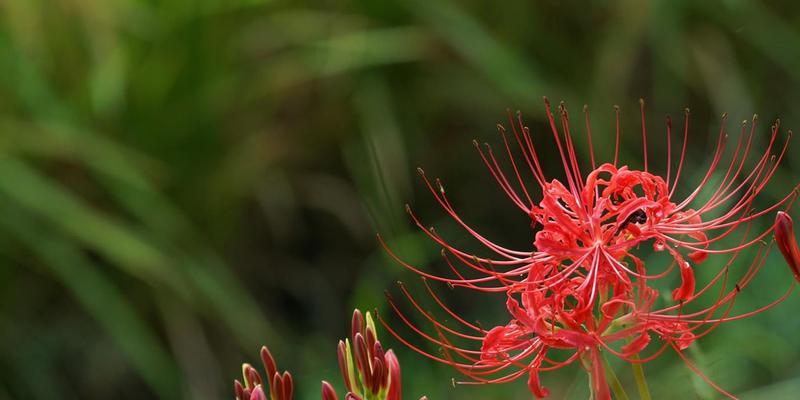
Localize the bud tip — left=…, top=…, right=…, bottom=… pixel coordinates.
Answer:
left=775, top=212, right=800, bottom=282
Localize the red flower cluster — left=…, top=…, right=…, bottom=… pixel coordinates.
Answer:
left=380, top=99, right=800, bottom=398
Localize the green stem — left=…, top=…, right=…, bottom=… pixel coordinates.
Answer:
left=602, top=354, right=630, bottom=400
left=631, top=356, right=652, bottom=400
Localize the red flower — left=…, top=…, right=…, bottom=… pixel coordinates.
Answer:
left=380, top=99, right=799, bottom=398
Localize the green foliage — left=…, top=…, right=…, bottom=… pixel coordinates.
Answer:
left=0, top=0, right=798, bottom=398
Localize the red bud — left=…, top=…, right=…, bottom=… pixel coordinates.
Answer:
left=385, top=350, right=402, bottom=400
left=244, top=365, right=262, bottom=389
left=321, top=381, right=339, bottom=400
left=250, top=386, right=267, bottom=400
left=282, top=371, right=293, bottom=400
left=776, top=212, right=800, bottom=282
left=370, top=357, right=384, bottom=394
left=260, top=346, right=278, bottom=385
left=234, top=380, right=246, bottom=400
left=352, top=309, right=364, bottom=340
left=271, top=373, right=283, bottom=400
left=353, top=333, right=371, bottom=381
left=336, top=340, right=352, bottom=392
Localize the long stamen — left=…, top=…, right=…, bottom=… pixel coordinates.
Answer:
left=669, top=108, right=691, bottom=198
left=613, top=105, right=621, bottom=166
left=640, top=99, right=648, bottom=172
left=584, top=105, right=597, bottom=170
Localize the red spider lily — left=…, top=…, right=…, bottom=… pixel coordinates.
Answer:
left=379, top=98, right=800, bottom=398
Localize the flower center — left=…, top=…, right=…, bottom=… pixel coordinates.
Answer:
left=531, top=164, right=674, bottom=257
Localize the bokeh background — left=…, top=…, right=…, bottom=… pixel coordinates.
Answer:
left=0, top=0, right=799, bottom=399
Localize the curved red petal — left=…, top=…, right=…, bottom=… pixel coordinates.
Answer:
left=672, top=261, right=696, bottom=302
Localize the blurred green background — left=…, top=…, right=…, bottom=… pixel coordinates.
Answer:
left=0, top=0, right=799, bottom=399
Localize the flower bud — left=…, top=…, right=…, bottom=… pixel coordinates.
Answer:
left=776, top=212, right=800, bottom=282
left=352, top=309, right=364, bottom=340
left=250, top=385, right=267, bottom=400
left=384, top=350, right=402, bottom=400
left=235, top=347, right=293, bottom=400
left=321, top=381, right=339, bottom=400
left=260, top=346, right=278, bottom=384
left=234, top=380, right=247, bottom=399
